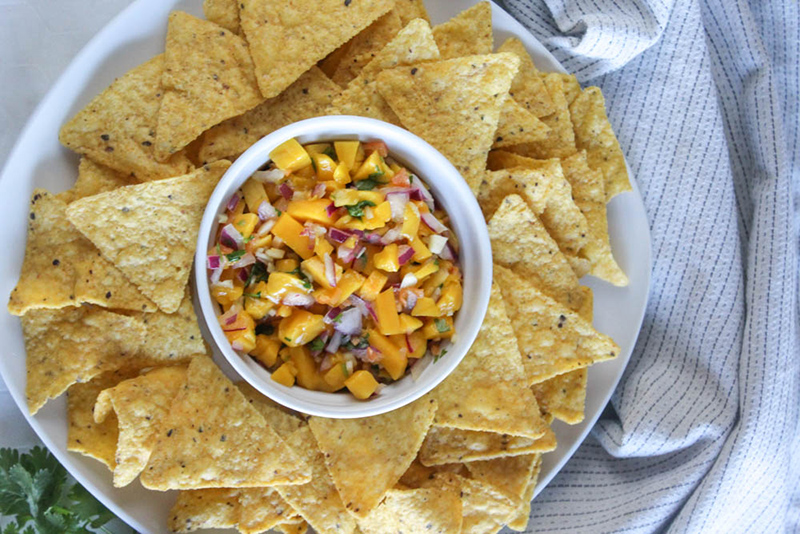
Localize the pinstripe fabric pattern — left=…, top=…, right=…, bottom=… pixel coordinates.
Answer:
left=499, top=0, right=800, bottom=532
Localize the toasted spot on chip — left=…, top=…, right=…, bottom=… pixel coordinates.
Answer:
left=24, top=306, right=146, bottom=414
left=531, top=368, right=588, bottom=424
left=240, top=0, right=394, bottom=98
left=308, top=397, right=437, bottom=518
left=497, top=38, right=555, bottom=118
left=141, top=356, right=311, bottom=490
left=168, top=488, right=241, bottom=532
left=155, top=12, right=264, bottom=161
left=432, top=2, right=492, bottom=59
left=59, top=55, right=194, bottom=181
left=57, top=158, right=137, bottom=205
left=203, top=0, right=241, bottom=34
left=493, top=97, right=550, bottom=150
left=358, top=487, right=463, bottom=534
left=418, top=425, right=556, bottom=467
left=66, top=161, right=230, bottom=314
left=506, top=455, right=542, bottom=532
left=377, top=53, right=519, bottom=193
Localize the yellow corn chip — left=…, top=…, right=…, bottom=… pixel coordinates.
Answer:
left=531, top=368, right=588, bottom=424
left=59, top=55, right=194, bottom=181
left=240, top=0, right=394, bottom=98
left=495, top=265, right=619, bottom=384
left=493, top=98, right=550, bottom=149
left=562, top=150, right=628, bottom=285
left=377, top=53, right=519, bottom=193
left=155, top=12, right=264, bottom=161
left=332, top=18, right=440, bottom=125
left=432, top=2, right=492, bottom=60
left=418, top=424, right=556, bottom=466
left=200, top=67, right=341, bottom=162
left=393, top=0, right=429, bottom=25
left=57, top=158, right=136, bottom=205
left=275, top=427, right=357, bottom=534
left=94, top=365, right=189, bottom=486
left=23, top=306, right=146, bottom=415
left=168, top=488, right=241, bottom=532
left=558, top=73, right=582, bottom=105
left=428, top=283, right=548, bottom=440
left=66, top=161, right=230, bottom=313
left=399, top=459, right=469, bottom=488
left=203, top=0, right=240, bottom=34
left=422, top=473, right=516, bottom=534
left=464, top=454, right=538, bottom=505
left=141, top=356, right=311, bottom=490
left=488, top=195, right=584, bottom=310
left=578, top=285, right=594, bottom=322
left=308, top=397, right=437, bottom=518
left=358, top=487, right=463, bottom=534
left=132, top=288, right=206, bottom=366
left=569, top=86, right=632, bottom=200
left=236, top=382, right=305, bottom=439
left=497, top=38, right=555, bottom=117
left=277, top=520, right=309, bottom=534
left=8, top=190, right=155, bottom=315
left=506, top=455, right=542, bottom=532
left=238, top=488, right=301, bottom=534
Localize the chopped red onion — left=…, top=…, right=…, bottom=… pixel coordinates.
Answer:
left=405, top=291, right=419, bottom=312
left=427, top=234, right=448, bottom=254
left=225, top=327, right=247, bottom=334
left=398, top=245, right=415, bottom=266
left=349, top=294, right=370, bottom=317
left=257, top=199, right=277, bottom=221
left=207, top=255, right=221, bottom=269
left=365, top=300, right=379, bottom=322
left=328, top=227, right=352, bottom=244
left=326, top=330, right=343, bottom=353
left=252, top=169, right=285, bottom=183
left=400, top=273, right=418, bottom=289
left=337, top=244, right=356, bottom=264
left=421, top=212, right=448, bottom=234
left=231, top=252, right=255, bottom=269
left=409, top=177, right=435, bottom=210
left=312, top=183, right=326, bottom=198
left=363, top=232, right=383, bottom=245
left=310, top=332, right=330, bottom=357
left=220, top=306, right=239, bottom=325
left=380, top=227, right=401, bottom=245
left=231, top=340, right=245, bottom=351
left=351, top=348, right=368, bottom=360
left=439, top=242, right=456, bottom=261
left=387, top=191, right=410, bottom=222
left=334, top=307, right=362, bottom=336
left=226, top=194, right=240, bottom=212
left=220, top=224, right=244, bottom=249
left=210, top=267, right=223, bottom=285
left=283, top=292, right=315, bottom=307
left=326, top=203, right=338, bottom=218
left=324, top=307, right=342, bottom=324
left=279, top=183, right=293, bottom=200
left=323, top=253, right=337, bottom=287
left=237, top=268, right=249, bottom=283
left=256, top=219, right=276, bottom=236
left=405, top=334, right=414, bottom=353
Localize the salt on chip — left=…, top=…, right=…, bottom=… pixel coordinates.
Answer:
left=155, top=12, right=264, bottom=161
left=66, top=161, right=230, bottom=314
left=358, top=488, right=463, bottom=534
left=494, top=264, right=619, bottom=384
left=168, top=488, right=241, bottom=532
left=464, top=454, right=538, bottom=505
left=94, top=365, right=189, bottom=487
left=493, top=98, right=550, bottom=149
left=399, top=459, right=468, bottom=489
left=488, top=195, right=584, bottom=311
left=418, top=425, right=556, bottom=466
left=308, top=397, right=437, bottom=518
left=59, top=55, right=194, bottom=182
left=506, top=455, right=542, bottom=532
left=240, top=0, right=394, bottom=98
left=203, top=0, right=240, bottom=34
left=422, top=473, right=516, bottom=534
left=377, top=53, right=519, bottom=193
left=531, top=368, right=588, bottom=424
left=393, top=0, right=429, bottom=25
left=277, top=520, right=309, bottom=534
left=199, top=67, right=341, bottom=162
left=428, top=283, right=548, bottom=440
left=275, top=426, right=357, bottom=534
left=237, top=382, right=305, bottom=439
left=238, top=488, right=301, bottom=534
left=57, top=158, right=136, bottom=205
left=140, top=356, right=311, bottom=490
left=559, top=73, right=582, bottom=105
left=23, top=306, right=146, bottom=415
left=497, top=38, right=555, bottom=117
left=569, top=86, right=632, bottom=200
left=432, top=2, right=492, bottom=60
left=562, top=151, right=628, bottom=285
left=131, top=288, right=206, bottom=366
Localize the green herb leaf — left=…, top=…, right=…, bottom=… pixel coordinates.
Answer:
left=255, top=323, right=275, bottom=336
left=285, top=337, right=292, bottom=342
left=433, top=349, right=447, bottom=363
left=355, top=178, right=379, bottom=191
left=246, top=262, right=268, bottom=288
left=341, top=363, right=350, bottom=378
left=309, top=338, right=326, bottom=352
left=225, top=250, right=246, bottom=262
left=322, top=146, right=337, bottom=160
left=434, top=318, right=450, bottom=333
left=346, top=200, right=376, bottom=218
left=243, top=292, right=262, bottom=299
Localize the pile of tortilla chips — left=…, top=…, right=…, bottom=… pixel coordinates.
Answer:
left=9, top=1, right=633, bottom=532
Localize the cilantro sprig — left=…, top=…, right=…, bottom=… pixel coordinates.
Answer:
left=346, top=200, right=376, bottom=219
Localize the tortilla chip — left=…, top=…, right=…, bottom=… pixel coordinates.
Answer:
left=57, top=158, right=137, bottom=204
left=569, top=86, right=631, bottom=200
left=332, top=18, right=440, bottom=125
left=394, top=0, right=429, bottom=25
left=239, top=488, right=301, bottom=534
left=558, top=73, right=581, bottom=105
left=531, top=368, right=588, bottom=424
left=494, top=264, right=619, bottom=384
left=155, top=12, right=264, bottom=161
left=562, top=151, right=628, bottom=285
left=199, top=67, right=340, bottom=163
left=274, top=427, right=356, bottom=534
left=478, top=163, right=563, bottom=221
left=59, top=55, right=194, bottom=181
left=94, top=365, right=189, bottom=486
left=203, top=0, right=240, bottom=34
left=67, top=369, right=137, bottom=469
left=23, top=306, right=146, bottom=415
left=168, top=488, right=241, bottom=532
left=358, top=488, right=463, bottom=534
left=464, top=454, right=538, bottom=505
left=66, top=161, right=230, bottom=313
left=497, top=38, right=555, bottom=118
left=236, top=382, right=305, bottom=439
left=140, top=356, right=311, bottom=490
left=8, top=190, right=156, bottom=315
left=506, top=455, right=542, bottom=531
left=422, top=473, right=516, bottom=534
left=377, top=53, right=519, bottom=193
left=428, top=283, right=548, bottom=439
left=432, top=2, right=492, bottom=59
left=321, top=10, right=403, bottom=87
left=240, top=0, right=393, bottom=98
left=418, top=424, right=556, bottom=466
left=277, top=520, right=309, bottom=534
left=308, top=397, right=437, bottom=518
left=399, top=459, right=469, bottom=488
left=493, top=98, right=550, bottom=149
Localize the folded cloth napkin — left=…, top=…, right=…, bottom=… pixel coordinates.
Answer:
left=499, top=0, right=800, bottom=532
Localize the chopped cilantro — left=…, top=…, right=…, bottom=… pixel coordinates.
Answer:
left=284, top=337, right=292, bottom=342
left=225, top=250, right=246, bottom=262
left=309, top=338, right=326, bottom=352
left=342, top=335, right=369, bottom=351
left=322, top=146, right=337, bottom=160
left=355, top=178, right=379, bottom=190
left=243, top=234, right=255, bottom=243
left=341, top=362, right=350, bottom=377
left=435, top=318, right=450, bottom=333
left=346, top=200, right=376, bottom=218
left=433, top=349, right=447, bottom=363
left=216, top=242, right=221, bottom=255
left=287, top=267, right=313, bottom=289
left=255, top=323, right=275, bottom=336
left=333, top=313, right=343, bottom=324
left=243, top=292, right=262, bottom=299
left=246, top=262, right=268, bottom=287
left=310, top=157, right=317, bottom=171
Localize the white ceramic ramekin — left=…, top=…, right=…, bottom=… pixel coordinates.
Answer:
left=194, top=116, right=492, bottom=418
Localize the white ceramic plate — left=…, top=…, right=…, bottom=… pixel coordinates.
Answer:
left=0, top=1, right=651, bottom=532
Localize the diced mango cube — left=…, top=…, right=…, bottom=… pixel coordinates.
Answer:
left=278, top=310, right=326, bottom=347
left=399, top=313, right=423, bottom=334
left=437, top=281, right=463, bottom=316
left=251, top=335, right=281, bottom=367
left=345, top=370, right=379, bottom=400
left=304, top=143, right=332, bottom=154
left=223, top=312, right=256, bottom=352
left=241, top=178, right=268, bottom=213
left=331, top=189, right=384, bottom=207
left=311, top=153, right=336, bottom=181
left=358, top=270, right=388, bottom=301
left=314, top=237, right=334, bottom=257
left=375, top=288, right=403, bottom=335
left=301, top=255, right=343, bottom=290
left=368, top=330, right=408, bottom=380
left=211, top=282, right=243, bottom=307
left=363, top=201, right=392, bottom=230
left=275, top=259, right=299, bottom=272
left=287, top=199, right=336, bottom=225
left=324, top=269, right=366, bottom=307
left=406, top=330, right=427, bottom=358
left=414, top=259, right=440, bottom=281
left=409, top=238, right=432, bottom=262
left=246, top=233, right=272, bottom=253
left=423, top=317, right=454, bottom=339
left=352, top=150, right=386, bottom=181
left=401, top=202, right=420, bottom=240
left=335, top=140, right=360, bottom=169
left=266, top=272, right=310, bottom=301
left=290, top=346, right=325, bottom=390
left=374, top=244, right=399, bottom=273
left=232, top=213, right=259, bottom=239
left=244, top=291, right=274, bottom=320
left=270, top=138, right=311, bottom=172
left=411, top=297, right=441, bottom=317
left=271, top=213, right=314, bottom=259
left=271, top=362, right=297, bottom=387
left=333, top=162, right=351, bottom=185
left=422, top=267, right=449, bottom=296
left=323, top=363, right=349, bottom=391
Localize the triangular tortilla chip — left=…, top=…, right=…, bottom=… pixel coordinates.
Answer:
left=57, top=158, right=136, bottom=205
left=168, top=488, right=241, bottom=532
left=562, top=151, right=628, bottom=285
left=432, top=2, right=492, bottom=59
left=8, top=190, right=155, bottom=315
left=203, top=0, right=241, bottom=34
left=421, top=473, right=516, bottom=534
left=141, top=356, right=311, bottom=490
left=493, top=98, right=550, bottom=149
left=239, top=488, right=301, bottom=534
left=377, top=53, right=519, bottom=193
left=59, top=55, right=194, bottom=181
left=428, top=283, right=548, bottom=439
left=358, top=487, right=463, bottom=534
left=236, top=382, right=305, bottom=439
left=506, top=455, right=542, bottom=531
left=199, top=67, right=341, bottom=162
left=308, top=397, right=437, bottom=518
left=155, top=12, right=264, bottom=161
left=531, top=368, right=588, bottom=424
left=66, top=161, right=230, bottom=313
left=132, top=288, right=206, bottom=366
left=569, top=86, right=632, bottom=200
left=464, top=454, right=538, bottom=505
left=23, top=306, right=146, bottom=414
left=399, top=460, right=469, bottom=489
left=488, top=195, right=584, bottom=310
left=418, top=425, right=556, bottom=466
left=95, top=365, right=190, bottom=486
left=277, top=520, right=309, bottom=534
left=496, top=38, right=555, bottom=118
left=332, top=18, right=440, bottom=125
left=240, top=0, right=394, bottom=98
left=558, top=73, right=582, bottom=105
left=275, top=427, right=357, bottom=534
left=494, top=265, right=619, bottom=384
left=393, top=0, right=429, bottom=25
left=478, top=167, right=553, bottom=220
